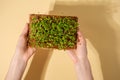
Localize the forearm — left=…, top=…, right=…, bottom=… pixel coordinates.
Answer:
left=75, top=57, right=93, bottom=80
left=5, top=53, right=27, bottom=80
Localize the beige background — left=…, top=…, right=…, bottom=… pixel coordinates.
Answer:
left=0, top=0, right=120, bottom=80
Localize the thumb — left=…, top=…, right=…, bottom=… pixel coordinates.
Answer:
left=20, top=23, right=29, bottom=38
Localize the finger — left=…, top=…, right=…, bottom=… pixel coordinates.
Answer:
left=20, top=23, right=29, bottom=38
left=77, top=31, right=83, bottom=39
left=77, top=30, right=86, bottom=45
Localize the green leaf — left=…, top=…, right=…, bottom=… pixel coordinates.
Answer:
left=29, top=15, right=78, bottom=49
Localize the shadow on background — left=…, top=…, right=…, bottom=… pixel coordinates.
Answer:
left=49, top=1, right=120, bottom=80
left=24, top=48, right=53, bottom=80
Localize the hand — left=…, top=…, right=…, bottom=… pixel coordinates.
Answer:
left=66, top=29, right=93, bottom=80
left=5, top=23, right=36, bottom=80
left=67, top=30, right=87, bottom=64
left=15, top=23, right=36, bottom=62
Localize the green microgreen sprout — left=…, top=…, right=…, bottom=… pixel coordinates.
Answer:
left=28, top=14, right=78, bottom=50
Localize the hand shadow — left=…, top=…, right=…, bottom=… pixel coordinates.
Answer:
left=24, top=48, right=53, bottom=80
left=49, top=1, right=120, bottom=80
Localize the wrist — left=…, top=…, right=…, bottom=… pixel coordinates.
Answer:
left=75, top=56, right=89, bottom=65
left=74, top=57, right=93, bottom=80
left=5, top=52, right=27, bottom=80
left=14, top=52, right=27, bottom=65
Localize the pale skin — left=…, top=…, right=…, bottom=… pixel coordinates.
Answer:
left=67, top=31, right=93, bottom=80
left=5, top=23, right=93, bottom=80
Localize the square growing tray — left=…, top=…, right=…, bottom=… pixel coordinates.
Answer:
left=28, top=14, right=78, bottom=50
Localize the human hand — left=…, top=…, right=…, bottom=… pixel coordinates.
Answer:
left=66, top=29, right=93, bottom=80
left=5, top=23, right=36, bottom=80
left=67, top=30, right=87, bottom=64
left=15, top=23, right=36, bottom=62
